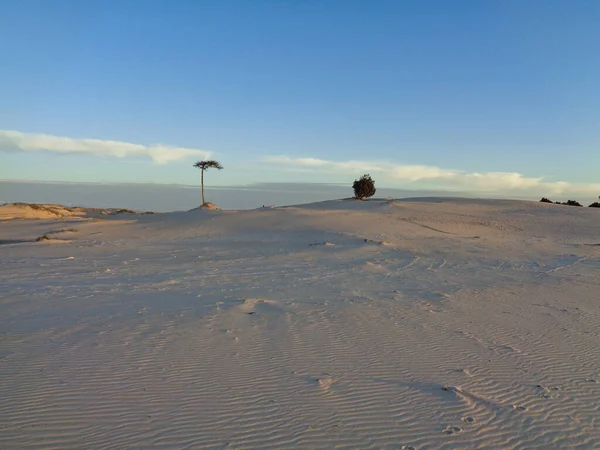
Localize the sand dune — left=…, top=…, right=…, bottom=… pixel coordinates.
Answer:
left=0, top=203, right=89, bottom=220
left=0, top=202, right=151, bottom=221
left=1, top=198, right=598, bottom=449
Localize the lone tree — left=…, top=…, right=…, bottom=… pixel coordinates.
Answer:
left=193, top=160, right=223, bottom=205
left=353, top=174, right=376, bottom=200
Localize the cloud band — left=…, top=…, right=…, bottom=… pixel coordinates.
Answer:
left=0, top=130, right=210, bottom=164
left=265, top=155, right=600, bottom=197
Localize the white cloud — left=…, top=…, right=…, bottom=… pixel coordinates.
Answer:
left=0, top=130, right=211, bottom=164
left=264, top=155, right=600, bottom=197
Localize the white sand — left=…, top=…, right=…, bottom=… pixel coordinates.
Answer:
left=1, top=198, right=599, bottom=449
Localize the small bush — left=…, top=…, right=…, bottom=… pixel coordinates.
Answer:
left=352, top=174, right=376, bottom=200
left=553, top=199, right=583, bottom=206
left=565, top=200, right=583, bottom=206
left=541, top=196, right=599, bottom=208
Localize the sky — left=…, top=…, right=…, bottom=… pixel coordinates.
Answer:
left=1, top=0, right=599, bottom=201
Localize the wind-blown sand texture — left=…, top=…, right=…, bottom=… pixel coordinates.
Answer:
left=1, top=198, right=599, bottom=449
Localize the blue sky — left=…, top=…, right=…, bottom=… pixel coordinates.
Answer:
left=1, top=0, right=599, bottom=198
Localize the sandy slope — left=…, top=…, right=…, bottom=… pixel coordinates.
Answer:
left=0, top=202, right=151, bottom=221
left=1, top=198, right=599, bottom=449
left=0, top=203, right=89, bottom=220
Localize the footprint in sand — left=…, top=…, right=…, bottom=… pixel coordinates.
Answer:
left=511, top=404, right=527, bottom=411
left=452, top=368, right=473, bottom=377
left=303, top=374, right=334, bottom=391
left=536, top=384, right=559, bottom=398
left=237, top=297, right=284, bottom=316
left=364, top=261, right=388, bottom=271
left=401, top=446, right=417, bottom=450
left=317, top=376, right=334, bottom=390
left=443, top=425, right=462, bottom=435
left=461, top=416, right=475, bottom=424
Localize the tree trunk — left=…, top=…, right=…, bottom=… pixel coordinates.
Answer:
left=201, top=169, right=205, bottom=204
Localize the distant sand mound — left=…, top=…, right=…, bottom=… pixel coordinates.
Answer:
left=201, top=202, right=220, bottom=210
left=0, top=203, right=152, bottom=220
left=189, top=202, right=221, bottom=211
left=0, top=203, right=87, bottom=220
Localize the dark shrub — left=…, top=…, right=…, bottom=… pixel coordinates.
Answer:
left=352, top=174, right=376, bottom=200
left=540, top=197, right=553, bottom=203
left=554, top=199, right=583, bottom=206
left=565, top=200, right=583, bottom=206
left=589, top=202, right=600, bottom=208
